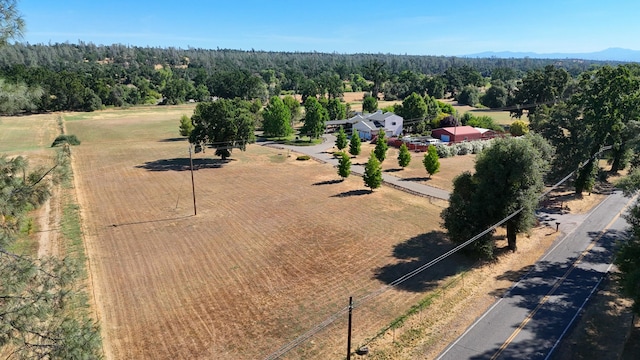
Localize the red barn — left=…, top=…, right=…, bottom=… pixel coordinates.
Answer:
left=431, top=126, right=482, bottom=143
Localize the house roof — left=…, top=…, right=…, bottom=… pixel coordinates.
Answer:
left=435, top=126, right=481, bottom=136
left=328, top=112, right=402, bottom=127
left=368, top=110, right=398, bottom=121
left=358, top=120, right=377, bottom=130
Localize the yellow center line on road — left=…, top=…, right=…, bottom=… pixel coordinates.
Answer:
left=490, top=196, right=633, bottom=360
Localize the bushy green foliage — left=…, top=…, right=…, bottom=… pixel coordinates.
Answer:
left=363, top=152, right=382, bottom=191
left=462, top=113, right=504, bottom=132
left=335, top=126, right=348, bottom=150
left=441, top=135, right=552, bottom=258
left=437, top=100, right=456, bottom=115
left=301, top=97, right=328, bottom=139
left=457, top=86, right=480, bottom=106
left=510, top=120, right=529, bottom=136
left=453, top=141, right=473, bottom=155
left=397, top=143, right=411, bottom=168
left=0, top=79, right=43, bottom=115
left=396, top=92, right=427, bottom=121
left=262, top=96, right=292, bottom=138
left=614, top=170, right=640, bottom=315
left=337, top=151, right=351, bottom=179
left=325, top=98, right=347, bottom=120
left=423, top=145, right=440, bottom=178
left=435, top=144, right=454, bottom=158
left=481, top=83, right=508, bottom=109
left=296, top=155, right=310, bottom=161
left=51, top=134, right=81, bottom=147
left=189, top=98, right=256, bottom=160
left=374, top=131, right=388, bottom=162
left=349, top=132, right=362, bottom=157
left=179, top=114, right=193, bottom=137
left=363, top=96, right=378, bottom=113
left=0, top=151, right=102, bottom=358
left=282, top=95, right=301, bottom=122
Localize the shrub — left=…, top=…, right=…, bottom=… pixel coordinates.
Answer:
left=296, top=155, right=310, bottom=161
left=454, top=142, right=473, bottom=155
left=471, top=140, right=485, bottom=154
left=51, top=134, right=81, bottom=147
left=435, top=144, right=453, bottom=158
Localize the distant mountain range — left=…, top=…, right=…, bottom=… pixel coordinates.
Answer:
left=464, top=47, right=640, bottom=62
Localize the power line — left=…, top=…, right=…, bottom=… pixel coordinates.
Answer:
left=263, top=144, right=612, bottom=360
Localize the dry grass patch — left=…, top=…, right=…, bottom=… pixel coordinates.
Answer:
left=66, top=109, right=463, bottom=359
left=347, top=141, right=475, bottom=192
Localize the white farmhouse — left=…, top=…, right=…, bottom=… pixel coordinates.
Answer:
left=325, top=110, right=404, bottom=140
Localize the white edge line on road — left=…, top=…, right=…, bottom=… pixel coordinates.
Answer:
left=436, top=192, right=621, bottom=359
left=543, top=262, right=614, bottom=360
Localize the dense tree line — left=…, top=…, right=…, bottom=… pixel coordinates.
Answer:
left=0, top=42, right=623, bottom=114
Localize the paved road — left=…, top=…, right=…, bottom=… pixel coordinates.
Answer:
left=262, top=134, right=450, bottom=200
left=436, top=190, right=634, bottom=360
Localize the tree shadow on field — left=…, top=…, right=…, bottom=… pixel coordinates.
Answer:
left=384, top=168, right=402, bottom=173
left=402, top=176, right=431, bottom=182
left=136, top=157, right=234, bottom=171
left=158, top=137, right=187, bottom=142
left=313, top=179, right=344, bottom=186
left=374, top=231, right=475, bottom=292
left=331, top=189, right=371, bottom=197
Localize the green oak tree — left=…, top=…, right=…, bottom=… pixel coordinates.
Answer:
left=300, top=97, right=328, bottom=139
left=396, top=92, right=428, bottom=132
left=362, top=95, right=378, bottom=113
left=441, top=134, right=553, bottom=258
left=189, top=98, right=256, bottom=160
left=457, top=86, right=480, bottom=106
left=282, top=95, right=301, bottom=124
left=509, top=65, right=570, bottom=118
left=481, top=83, right=509, bottom=109
left=262, top=96, right=292, bottom=138
left=326, top=98, right=347, bottom=120
left=362, top=59, right=387, bottom=100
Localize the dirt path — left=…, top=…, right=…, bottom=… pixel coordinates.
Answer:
left=69, top=140, right=112, bottom=359
left=36, top=185, right=62, bottom=258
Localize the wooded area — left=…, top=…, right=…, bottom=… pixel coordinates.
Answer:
left=0, top=42, right=622, bottom=114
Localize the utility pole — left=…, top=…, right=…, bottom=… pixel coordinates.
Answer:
left=189, top=145, right=197, bottom=216
left=347, top=296, right=353, bottom=360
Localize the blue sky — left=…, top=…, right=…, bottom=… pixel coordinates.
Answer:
left=17, top=0, right=640, bottom=55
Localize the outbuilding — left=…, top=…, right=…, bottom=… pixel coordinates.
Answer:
left=431, top=126, right=482, bottom=143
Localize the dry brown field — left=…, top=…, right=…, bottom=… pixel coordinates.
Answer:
left=0, top=113, right=61, bottom=168
left=355, top=141, right=476, bottom=191
left=65, top=106, right=470, bottom=359
left=60, top=104, right=625, bottom=360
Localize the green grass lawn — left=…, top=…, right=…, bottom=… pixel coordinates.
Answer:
left=466, top=108, right=523, bottom=125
